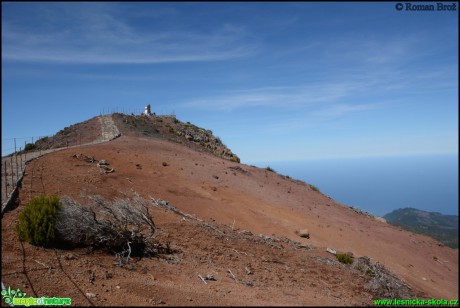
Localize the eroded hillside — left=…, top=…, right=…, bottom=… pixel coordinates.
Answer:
left=1, top=115, right=458, bottom=306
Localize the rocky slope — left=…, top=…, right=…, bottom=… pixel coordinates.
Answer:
left=23, top=113, right=239, bottom=164
left=111, top=113, right=240, bottom=163
left=30, top=116, right=103, bottom=151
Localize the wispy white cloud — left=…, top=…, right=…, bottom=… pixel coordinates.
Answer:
left=181, top=81, right=367, bottom=111
left=2, top=4, right=257, bottom=64
left=180, top=81, right=387, bottom=137
left=311, top=102, right=383, bottom=118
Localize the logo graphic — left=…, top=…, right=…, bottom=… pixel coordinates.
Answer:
left=1, top=286, right=71, bottom=306
left=1, top=286, right=26, bottom=305
left=395, top=3, right=403, bottom=10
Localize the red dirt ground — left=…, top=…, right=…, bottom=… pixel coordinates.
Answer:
left=1, top=134, right=458, bottom=306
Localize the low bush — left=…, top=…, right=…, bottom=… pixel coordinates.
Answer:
left=230, top=156, right=240, bottom=163
left=24, top=143, right=36, bottom=151
left=37, top=136, right=49, bottom=143
left=58, top=126, right=72, bottom=136
left=16, top=194, right=163, bottom=264
left=15, top=195, right=61, bottom=247
left=336, top=253, right=353, bottom=265
left=265, top=166, right=275, bottom=172
left=309, top=184, right=320, bottom=192
left=56, top=195, right=158, bottom=264
left=366, top=269, right=376, bottom=277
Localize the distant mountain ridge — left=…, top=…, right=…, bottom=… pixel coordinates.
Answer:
left=384, top=207, right=458, bottom=248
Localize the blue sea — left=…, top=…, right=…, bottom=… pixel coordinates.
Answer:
left=254, top=155, right=458, bottom=217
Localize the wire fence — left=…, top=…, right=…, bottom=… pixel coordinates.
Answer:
left=1, top=114, right=121, bottom=211
left=99, top=106, right=176, bottom=117
left=2, top=106, right=176, bottom=156
left=99, top=107, right=145, bottom=116
left=2, top=136, right=52, bottom=157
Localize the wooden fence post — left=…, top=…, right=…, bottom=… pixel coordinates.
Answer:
left=19, top=148, right=23, bottom=175
left=4, top=160, right=7, bottom=197
left=15, top=153, right=18, bottom=183
left=10, top=156, right=14, bottom=189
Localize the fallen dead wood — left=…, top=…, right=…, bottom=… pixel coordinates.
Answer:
left=198, top=274, right=207, bottom=284
left=227, top=269, right=237, bottom=281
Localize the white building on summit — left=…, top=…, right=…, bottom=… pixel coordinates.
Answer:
left=144, top=104, right=152, bottom=116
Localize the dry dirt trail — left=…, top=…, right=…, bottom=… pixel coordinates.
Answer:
left=1, top=120, right=458, bottom=306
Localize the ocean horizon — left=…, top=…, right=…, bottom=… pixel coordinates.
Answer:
left=251, top=154, right=459, bottom=217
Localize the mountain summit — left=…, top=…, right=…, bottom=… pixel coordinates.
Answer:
left=31, top=113, right=240, bottom=163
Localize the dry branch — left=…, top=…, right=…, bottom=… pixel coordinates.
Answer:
left=227, top=269, right=237, bottom=281
left=55, top=195, right=158, bottom=264
left=198, top=274, right=207, bottom=284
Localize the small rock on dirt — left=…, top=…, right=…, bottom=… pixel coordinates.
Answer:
left=296, top=229, right=310, bottom=239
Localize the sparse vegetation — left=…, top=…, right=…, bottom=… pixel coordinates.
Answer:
left=336, top=253, right=353, bottom=265
left=55, top=195, right=161, bottom=264
left=184, top=122, right=202, bottom=131
left=16, top=193, right=167, bottom=264
left=58, top=126, right=72, bottom=136
left=365, top=269, right=376, bottom=277
left=16, top=195, right=61, bottom=247
left=265, top=166, right=275, bottom=172
left=24, top=143, right=36, bottom=151
left=230, top=156, right=240, bottom=163
left=37, top=136, right=49, bottom=143
left=309, top=184, right=320, bottom=192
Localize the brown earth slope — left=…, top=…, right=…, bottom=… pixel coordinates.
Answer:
left=1, top=119, right=458, bottom=306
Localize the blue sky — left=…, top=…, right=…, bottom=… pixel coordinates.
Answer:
left=2, top=2, right=458, bottom=163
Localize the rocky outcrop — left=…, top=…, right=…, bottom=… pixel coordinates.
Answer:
left=174, top=123, right=240, bottom=162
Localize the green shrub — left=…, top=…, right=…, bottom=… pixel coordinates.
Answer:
left=265, top=166, right=275, bottom=172
left=15, top=195, right=61, bottom=247
left=336, top=253, right=353, bottom=265
left=230, top=156, right=240, bottom=163
left=37, top=136, right=49, bottom=143
left=24, top=143, right=36, bottom=151
left=365, top=269, right=376, bottom=277
left=309, top=184, right=320, bottom=192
